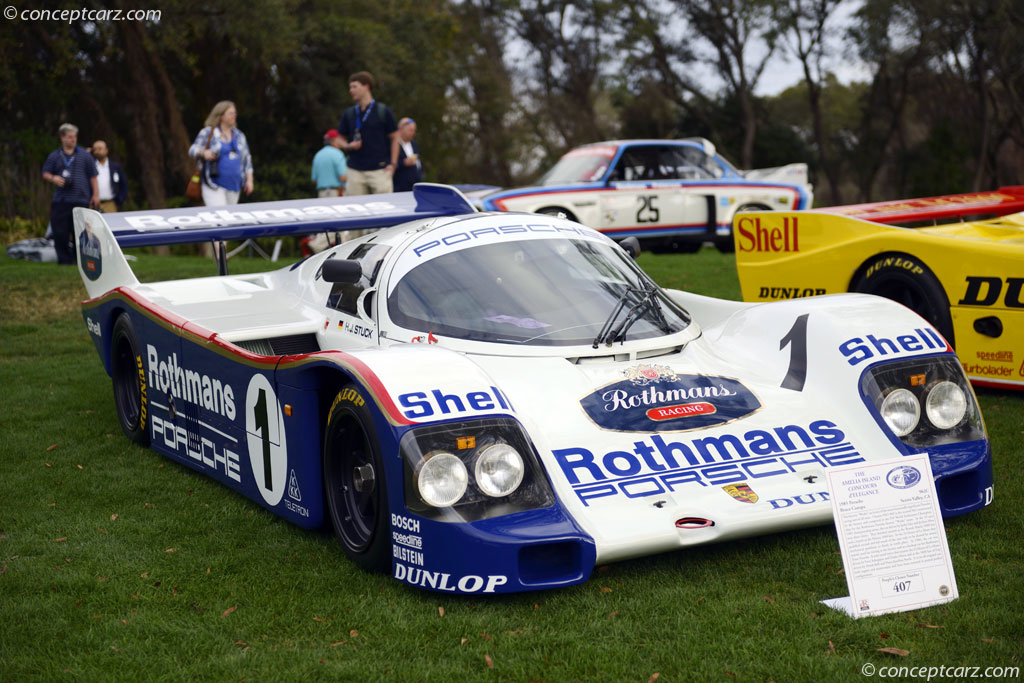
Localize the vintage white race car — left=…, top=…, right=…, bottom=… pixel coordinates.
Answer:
left=475, top=138, right=814, bottom=252
left=74, top=185, right=990, bottom=594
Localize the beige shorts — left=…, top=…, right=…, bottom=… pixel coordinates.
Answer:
left=345, top=168, right=393, bottom=196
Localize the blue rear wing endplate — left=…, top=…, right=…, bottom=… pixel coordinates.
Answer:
left=102, top=183, right=476, bottom=247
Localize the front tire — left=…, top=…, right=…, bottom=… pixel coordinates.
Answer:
left=323, top=384, right=390, bottom=572
left=850, top=252, right=955, bottom=347
left=110, top=313, right=149, bottom=445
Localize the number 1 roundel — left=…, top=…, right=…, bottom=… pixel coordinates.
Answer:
left=245, top=374, right=288, bottom=506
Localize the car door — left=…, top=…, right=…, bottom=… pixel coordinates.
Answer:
left=600, top=144, right=710, bottom=236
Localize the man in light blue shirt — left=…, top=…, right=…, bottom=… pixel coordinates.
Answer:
left=311, top=129, right=348, bottom=197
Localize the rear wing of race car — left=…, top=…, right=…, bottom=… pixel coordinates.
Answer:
left=73, top=183, right=476, bottom=298
left=813, top=186, right=1024, bottom=225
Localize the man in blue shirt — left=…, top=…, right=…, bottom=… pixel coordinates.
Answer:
left=41, top=123, right=99, bottom=265
left=337, top=71, right=399, bottom=195
left=311, top=129, right=348, bottom=197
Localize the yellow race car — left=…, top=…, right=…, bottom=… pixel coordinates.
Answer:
left=734, top=188, right=1024, bottom=390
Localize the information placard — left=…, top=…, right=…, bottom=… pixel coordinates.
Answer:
left=824, top=453, right=958, bottom=618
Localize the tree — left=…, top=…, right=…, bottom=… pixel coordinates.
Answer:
left=672, top=0, right=780, bottom=168
left=615, top=0, right=719, bottom=140
left=444, top=1, right=518, bottom=185
left=490, top=0, right=620, bottom=156
left=774, top=0, right=844, bottom=203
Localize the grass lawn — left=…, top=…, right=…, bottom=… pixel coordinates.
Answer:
left=1, top=246, right=1021, bottom=681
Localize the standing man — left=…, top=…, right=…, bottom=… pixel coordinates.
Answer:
left=393, top=117, right=423, bottom=192
left=311, top=129, right=348, bottom=197
left=91, top=139, right=127, bottom=212
left=337, top=71, right=399, bottom=195
left=41, top=123, right=99, bottom=265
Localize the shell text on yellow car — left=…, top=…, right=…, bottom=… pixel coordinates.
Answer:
left=736, top=216, right=800, bottom=253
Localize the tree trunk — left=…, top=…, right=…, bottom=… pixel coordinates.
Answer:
left=117, top=19, right=167, bottom=209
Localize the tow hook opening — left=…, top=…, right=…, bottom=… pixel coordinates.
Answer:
left=675, top=517, right=715, bottom=529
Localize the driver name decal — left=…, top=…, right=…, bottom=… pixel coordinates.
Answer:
left=580, top=366, right=760, bottom=432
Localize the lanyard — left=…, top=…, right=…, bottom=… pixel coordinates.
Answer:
left=62, top=151, right=75, bottom=169
left=354, top=100, right=375, bottom=130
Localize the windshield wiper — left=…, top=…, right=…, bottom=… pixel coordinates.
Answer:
left=591, top=278, right=672, bottom=349
left=637, top=277, right=672, bottom=334
left=592, top=286, right=642, bottom=349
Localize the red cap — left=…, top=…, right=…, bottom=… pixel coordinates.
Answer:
left=324, top=129, right=340, bottom=139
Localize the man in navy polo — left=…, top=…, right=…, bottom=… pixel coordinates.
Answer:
left=42, top=123, right=99, bottom=264
left=336, top=71, right=399, bottom=196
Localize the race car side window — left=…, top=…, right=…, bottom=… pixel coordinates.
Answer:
left=610, top=146, right=662, bottom=182
left=678, top=146, right=723, bottom=178
left=326, top=243, right=390, bottom=316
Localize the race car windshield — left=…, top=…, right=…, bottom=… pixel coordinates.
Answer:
left=537, top=149, right=614, bottom=185
left=388, top=239, right=691, bottom=346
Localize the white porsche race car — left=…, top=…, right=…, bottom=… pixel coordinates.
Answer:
left=74, top=185, right=991, bottom=594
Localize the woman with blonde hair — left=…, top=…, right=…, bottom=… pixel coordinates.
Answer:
left=189, top=100, right=254, bottom=206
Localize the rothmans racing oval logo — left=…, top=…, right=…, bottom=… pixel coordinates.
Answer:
left=78, top=223, right=103, bottom=281
left=580, top=364, right=761, bottom=432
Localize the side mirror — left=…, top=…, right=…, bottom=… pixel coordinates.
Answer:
left=321, top=258, right=363, bottom=283
left=620, top=236, right=641, bottom=259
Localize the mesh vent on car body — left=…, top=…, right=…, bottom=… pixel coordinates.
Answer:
left=234, top=334, right=320, bottom=357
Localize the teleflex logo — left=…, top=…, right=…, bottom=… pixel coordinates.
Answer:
left=147, top=345, right=237, bottom=420
left=736, top=216, right=799, bottom=253
left=580, top=372, right=760, bottom=432
left=838, top=328, right=946, bottom=366
left=553, top=419, right=862, bottom=505
left=121, top=201, right=399, bottom=230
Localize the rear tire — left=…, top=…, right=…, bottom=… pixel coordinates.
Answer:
left=111, top=313, right=149, bottom=445
left=323, top=384, right=390, bottom=572
left=850, top=252, right=955, bottom=347
left=536, top=207, right=578, bottom=222
left=719, top=203, right=772, bottom=253
left=647, top=237, right=702, bottom=254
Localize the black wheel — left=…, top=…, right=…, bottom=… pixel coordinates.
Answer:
left=719, top=203, right=772, bottom=253
left=646, top=237, right=701, bottom=254
left=850, top=252, right=955, bottom=347
left=323, top=384, right=390, bottom=572
left=110, top=313, right=149, bottom=445
left=536, top=207, right=579, bottom=222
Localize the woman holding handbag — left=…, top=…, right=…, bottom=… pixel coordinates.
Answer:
left=188, top=100, right=254, bottom=207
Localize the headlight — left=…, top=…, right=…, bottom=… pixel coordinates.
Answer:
left=416, top=451, right=468, bottom=507
left=880, top=388, right=920, bottom=436
left=861, top=356, right=985, bottom=447
left=475, top=443, right=525, bottom=497
left=925, top=381, right=967, bottom=429
left=400, top=417, right=555, bottom=522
